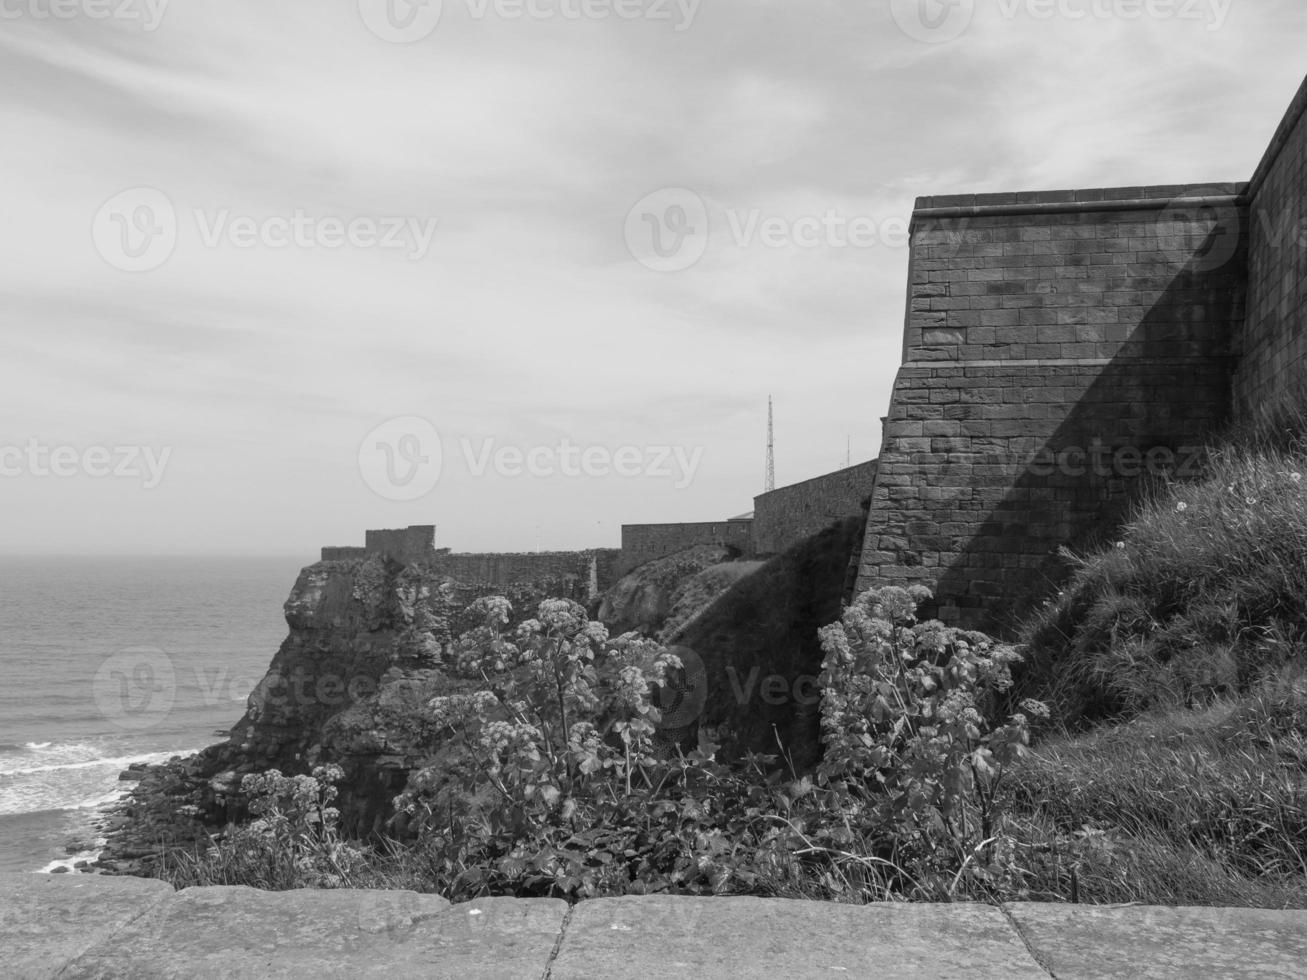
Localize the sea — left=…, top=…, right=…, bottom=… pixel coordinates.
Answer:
left=0, top=556, right=306, bottom=874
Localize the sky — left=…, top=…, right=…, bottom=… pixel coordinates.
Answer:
left=0, top=0, right=1304, bottom=557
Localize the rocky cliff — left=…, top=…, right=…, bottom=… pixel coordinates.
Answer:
left=98, top=554, right=582, bottom=872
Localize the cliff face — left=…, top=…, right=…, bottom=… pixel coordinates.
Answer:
left=191, top=555, right=459, bottom=837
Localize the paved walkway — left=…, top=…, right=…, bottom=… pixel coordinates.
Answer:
left=3, top=872, right=1305, bottom=978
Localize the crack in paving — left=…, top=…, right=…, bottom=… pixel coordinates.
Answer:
left=1000, top=904, right=1057, bottom=979
left=541, top=902, right=576, bottom=979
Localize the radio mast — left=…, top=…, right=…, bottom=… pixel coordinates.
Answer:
left=765, top=396, right=775, bottom=493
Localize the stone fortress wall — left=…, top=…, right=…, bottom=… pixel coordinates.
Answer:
left=751, top=460, right=878, bottom=555
left=321, top=525, right=621, bottom=596
left=854, top=75, right=1307, bottom=632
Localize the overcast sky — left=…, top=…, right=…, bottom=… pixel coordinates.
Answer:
left=1, top=0, right=1303, bottom=557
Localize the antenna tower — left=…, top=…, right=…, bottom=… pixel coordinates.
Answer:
left=765, top=396, right=775, bottom=492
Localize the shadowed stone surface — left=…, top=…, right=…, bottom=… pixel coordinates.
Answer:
left=1006, top=903, right=1307, bottom=979
left=548, top=896, right=1049, bottom=979
left=58, top=885, right=566, bottom=980
left=0, top=872, right=175, bottom=979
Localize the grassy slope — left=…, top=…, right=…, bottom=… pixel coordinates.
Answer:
left=1006, top=406, right=1307, bottom=906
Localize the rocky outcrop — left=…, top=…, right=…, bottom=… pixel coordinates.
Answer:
left=597, top=545, right=748, bottom=636
left=98, top=555, right=520, bottom=872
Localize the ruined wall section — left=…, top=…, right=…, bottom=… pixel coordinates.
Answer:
left=1234, top=76, right=1307, bottom=416
left=855, top=185, right=1248, bottom=633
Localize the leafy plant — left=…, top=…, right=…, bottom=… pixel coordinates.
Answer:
left=817, top=586, right=1048, bottom=898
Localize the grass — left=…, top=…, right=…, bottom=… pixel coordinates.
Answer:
left=1013, top=430, right=1307, bottom=728
left=1006, top=674, right=1307, bottom=907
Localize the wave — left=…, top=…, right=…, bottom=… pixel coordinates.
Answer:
left=0, top=747, right=204, bottom=817
left=0, top=749, right=201, bottom=779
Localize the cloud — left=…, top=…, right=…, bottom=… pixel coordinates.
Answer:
left=0, top=0, right=1302, bottom=553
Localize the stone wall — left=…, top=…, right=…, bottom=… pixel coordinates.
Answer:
left=1233, top=76, right=1307, bottom=416
left=432, top=550, right=622, bottom=596
left=855, top=185, right=1248, bottom=633
left=752, top=460, right=877, bottom=555
left=364, top=525, right=437, bottom=564
left=618, top=520, right=754, bottom=576
left=320, top=527, right=620, bottom=594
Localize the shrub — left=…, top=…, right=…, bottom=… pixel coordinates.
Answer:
left=816, top=586, right=1048, bottom=898
left=166, top=765, right=366, bottom=890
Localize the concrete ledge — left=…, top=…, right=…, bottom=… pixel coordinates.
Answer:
left=549, top=896, right=1048, bottom=980
left=57, top=885, right=567, bottom=980
left=0, top=872, right=175, bottom=979
left=5, top=873, right=1307, bottom=980
left=1006, top=903, right=1307, bottom=980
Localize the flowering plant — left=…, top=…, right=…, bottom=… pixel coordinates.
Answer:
left=817, top=586, right=1048, bottom=895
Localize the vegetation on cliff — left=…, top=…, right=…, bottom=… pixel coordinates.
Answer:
left=118, top=410, right=1307, bottom=909
left=160, top=588, right=1046, bottom=903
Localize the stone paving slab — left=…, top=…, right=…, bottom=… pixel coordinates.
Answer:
left=548, top=895, right=1049, bottom=979
left=8, top=871, right=1307, bottom=980
left=1006, top=903, right=1307, bottom=979
left=56, top=884, right=567, bottom=979
left=1, top=872, right=175, bottom=980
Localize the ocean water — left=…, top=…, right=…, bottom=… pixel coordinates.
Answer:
left=0, top=556, right=306, bottom=873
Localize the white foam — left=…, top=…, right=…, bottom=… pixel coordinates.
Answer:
left=0, top=748, right=202, bottom=816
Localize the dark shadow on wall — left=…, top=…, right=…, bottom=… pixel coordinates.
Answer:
left=928, top=228, right=1248, bottom=638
